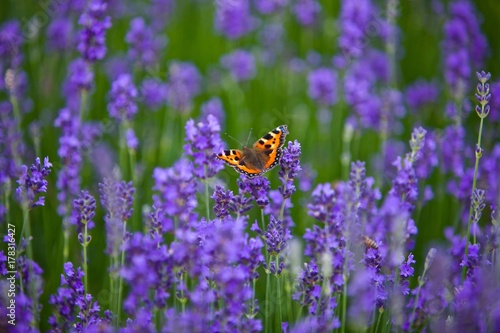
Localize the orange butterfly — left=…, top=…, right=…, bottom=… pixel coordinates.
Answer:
left=216, top=125, right=289, bottom=178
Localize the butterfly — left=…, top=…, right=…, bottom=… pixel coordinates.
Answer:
left=216, top=125, right=289, bottom=178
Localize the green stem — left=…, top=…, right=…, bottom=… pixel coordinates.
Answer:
left=261, top=209, right=266, bottom=233
left=63, top=223, right=70, bottom=263
left=265, top=268, right=271, bottom=333
left=204, top=166, right=211, bottom=220
left=463, top=100, right=486, bottom=279
left=374, top=309, right=383, bottom=333
left=341, top=121, right=354, bottom=180
left=117, top=220, right=127, bottom=327
left=83, top=222, right=89, bottom=292
left=79, top=89, right=88, bottom=124
left=276, top=256, right=283, bottom=331
left=341, top=274, right=348, bottom=333
left=21, top=206, right=38, bottom=327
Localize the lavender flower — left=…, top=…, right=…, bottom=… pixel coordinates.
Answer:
left=292, top=0, right=321, bottom=27
left=307, top=183, right=335, bottom=223
left=72, top=190, right=96, bottom=238
left=167, top=61, right=201, bottom=111
left=258, top=23, right=284, bottom=66
left=239, top=175, right=271, bottom=208
left=338, top=0, right=374, bottom=60
left=344, top=51, right=391, bottom=130
left=442, top=0, right=487, bottom=103
left=0, top=101, right=24, bottom=180
left=140, top=78, right=168, bottom=110
left=0, top=20, right=23, bottom=70
left=279, top=140, right=302, bottom=199
left=67, top=58, right=94, bottom=91
left=77, top=0, right=112, bottom=62
left=49, top=262, right=107, bottom=332
left=254, top=0, right=288, bottom=14
left=489, top=81, right=500, bottom=122
left=406, top=249, right=448, bottom=332
left=48, top=262, right=85, bottom=331
left=211, top=185, right=236, bottom=218
left=232, top=178, right=254, bottom=215
left=470, top=188, right=486, bottom=226
left=307, top=67, right=337, bottom=106
left=149, top=0, right=175, bottom=31
left=294, top=261, right=321, bottom=307
left=153, top=158, right=197, bottom=225
left=214, top=0, right=254, bottom=39
left=55, top=108, right=82, bottom=217
left=399, top=253, right=415, bottom=295
left=108, top=73, right=138, bottom=121
left=200, top=97, right=225, bottom=125
left=125, top=128, right=138, bottom=150
left=126, top=17, right=166, bottom=67
left=221, top=49, right=256, bottom=82
left=121, top=232, right=173, bottom=312
left=405, top=80, right=440, bottom=110
left=99, top=178, right=135, bottom=255
left=441, top=125, right=466, bottom=178
left=16, top=157, right=52, bottom=209
left=252, top=215, right=286, bottom=256
left=184, top=115, right=224, bottom=179
left=448, top=267, right=500, bottom=333
left=475, top=70, right=491, bottom=119
left=47, top=18, right=74, bottom=52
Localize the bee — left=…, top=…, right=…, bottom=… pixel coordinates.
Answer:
left=363, top=235, right=379, bottom=250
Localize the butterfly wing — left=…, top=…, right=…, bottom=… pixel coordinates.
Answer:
left=216, top=149, right=263, bottom=178
left=252, top=125, right=289, bottom=171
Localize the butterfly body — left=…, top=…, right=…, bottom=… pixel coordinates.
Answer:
left=217, top=125, right=289, bottom=178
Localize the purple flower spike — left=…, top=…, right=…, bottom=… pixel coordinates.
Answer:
left=405, top=80, right=439, bottom=110
left=153, top=158, right=197, bottom=225
left=72, top=190, right=96, bottom=237
left=121, top=232, right=173, bottom=312
left=239, top=175, right=271, bottom=208
left=254, top=0, right=288, bottom=14
left=184, top=115, right=224, bottom=179
left=99, top=178, right=135, bottom=255
left=55, top=107, right=82, bottom=217
left=221, top=49, right=256, bottom=82
left=338, top=0, right=374, bottom=60
left=49, top=262, right=108, bottom=331
left=77, top=0, right=112, bottom=62
left=126, top=17, right=166, bottom=67
left=126, top=128, right=138, bottom=150
left=211, top=185, right=236, bottom=219
left=16, top=157, right=52, bottom=209
left=399, top=253, right=415, bottom=295
left=215, top=0, right=255, bottom=39
left=47, top=18, right=74, bottom=52
left=200, top=97, right=225, bottom=125
left=307, top=68, right=337, bottom=106
left=279, top=140, right=302, bottom=199
left=167, top=61, right=201, bottom=112
left=68, top=58, right=94, bottom=91
left=140, top=78, right=168, bottom=110
left=308, top=183, right=335, bottom=223
left=0, top=20, right=23, bottom=69
left=292, top=0, right=321, bottom=27
left=108, top=73, right=138, bottom=121
left=252, top=215, right=286, bottom=256
left=443, top=0, right=487, bottom=101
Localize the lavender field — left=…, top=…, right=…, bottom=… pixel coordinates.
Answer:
left=1, top=0, right=500, bottom=332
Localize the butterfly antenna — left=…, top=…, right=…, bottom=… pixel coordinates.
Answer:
left=245, top=128, right=253, bottom=146
left=224, top=132, right=244, bottom=146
